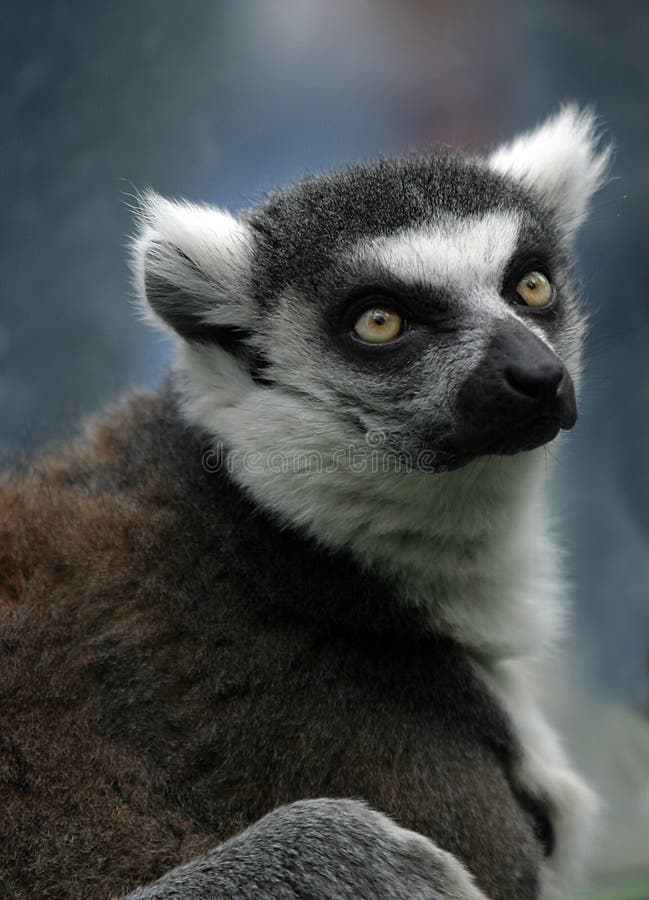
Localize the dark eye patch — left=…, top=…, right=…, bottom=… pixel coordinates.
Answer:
left=501, top=247, right=554, bottom=296
left=326, top=282, right=460, bottom=373
left=499, top=242, right=565, bottom=323
left=333, top=279, right=456, bottom=336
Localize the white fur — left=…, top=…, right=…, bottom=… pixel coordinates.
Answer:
left=179, top=339, right=563, bottom=659
left=132, top=191, right=253, bottom=332
left=352, top=211, right=521, bottom=298
left=489, top=104, right=611, bottom=241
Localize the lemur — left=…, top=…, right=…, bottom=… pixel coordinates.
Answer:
left=0, top=106, right=609, bottom=899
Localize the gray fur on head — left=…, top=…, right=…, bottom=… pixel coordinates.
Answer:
left=132, top=104, right=609, bottom=663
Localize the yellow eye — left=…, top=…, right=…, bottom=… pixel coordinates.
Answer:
left=353, top=307, right=403, bottom=343
left=515, top=271, right=553, bottom=308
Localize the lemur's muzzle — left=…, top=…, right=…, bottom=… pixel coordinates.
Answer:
left=455, top=319, right=577, bottom=457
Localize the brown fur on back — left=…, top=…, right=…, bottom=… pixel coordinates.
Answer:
left=0, top=386, right=543, bottom=899
left=1, top=396, right=216, bottom=896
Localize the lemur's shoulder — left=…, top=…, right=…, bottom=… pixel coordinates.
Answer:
left=0, top=383, right=546, bottom=900
left=0, top=388, right=174, bottom=610
left=0, top=388, right=222, bottom=896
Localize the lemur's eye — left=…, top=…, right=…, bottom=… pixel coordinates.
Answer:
left=353, top=307, right=403, bottom=343
left=515, top=271, right=553, bottom=308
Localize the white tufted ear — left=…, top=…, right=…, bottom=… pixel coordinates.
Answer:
left=488, top=105, right=611, bottom=241
left=131, top=192, right=253, bottom=340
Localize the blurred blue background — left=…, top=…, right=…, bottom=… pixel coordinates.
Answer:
left=1, top=1, right=647, bottom=891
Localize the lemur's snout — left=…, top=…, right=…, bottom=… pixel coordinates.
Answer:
left=456, top=318, right=577, bottom=459
left=504, top=356, right=577, bottom=430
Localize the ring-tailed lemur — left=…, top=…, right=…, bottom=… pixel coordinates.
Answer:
left=0, top=106, right=609, bottom=899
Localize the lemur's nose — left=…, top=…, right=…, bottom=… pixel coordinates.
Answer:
left=457, top=318, right=578, bottom=446
left=505, top=359, right=563, bottom=403
left=504, top=360, right=576, bottom=429
left=494, top=321, right=578, bottom=430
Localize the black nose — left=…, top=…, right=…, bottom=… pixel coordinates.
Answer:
left=502, top=336, right=577, bottom=429
left=455, top=318, right=578, bottom=458
left=505, top=359, right=563, bottom=402
left=504, top=360, right=576, bottom=429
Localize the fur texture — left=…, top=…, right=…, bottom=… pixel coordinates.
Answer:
left=126, top=799, right=489, bottom=900
left=488, top=104, right=611, bottom=243
left=0, top=107, right=610, bottom=898
left=1, top=387, right=543, bottom=899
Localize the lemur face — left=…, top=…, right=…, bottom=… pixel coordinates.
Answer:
left=244, top=158, right=581, bottom=470
left=136, top=106, right=609, bottom=475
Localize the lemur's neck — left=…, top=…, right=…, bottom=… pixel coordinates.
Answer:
left=177, top=350, right=564, bottom=661
left=319, top=454, right=563, bottom=661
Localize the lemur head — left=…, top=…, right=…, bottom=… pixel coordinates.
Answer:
left=133, top=106, right=609, bottom=595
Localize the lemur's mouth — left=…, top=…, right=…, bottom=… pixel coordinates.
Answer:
left=429, top=408, right=575, bottom=471
left=484, top=415, right=563, bottom=455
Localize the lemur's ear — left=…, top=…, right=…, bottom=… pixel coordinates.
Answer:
left=488, top=105, right=611, bottom=241
left=132, top=192, right=253, bottom=340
